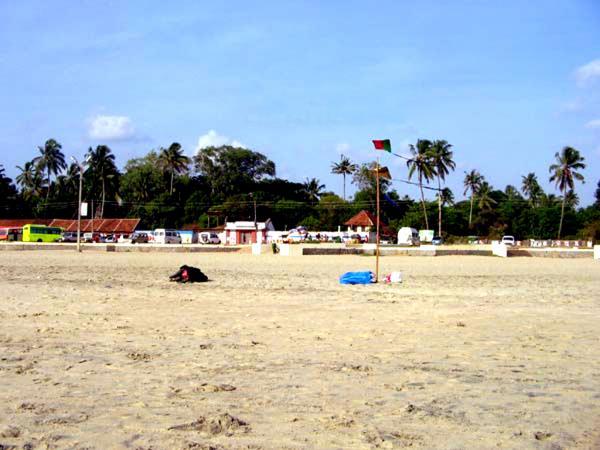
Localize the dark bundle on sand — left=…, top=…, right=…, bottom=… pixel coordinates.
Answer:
left=169, top=265, right=209, bottom=283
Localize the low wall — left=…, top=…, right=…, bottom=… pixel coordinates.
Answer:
left=0, top=243, right=241, bottom=253
left=108, top=245, right=240, bottom=253
left=508, top=249, right=593, bottom=258
left=302, top=247, right=370, bottom=256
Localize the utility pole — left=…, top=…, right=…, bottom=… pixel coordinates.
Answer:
left=77, top=166, right=83, bottom=252
left=375, top=157, right=380, bottom=282
left=251, top=192, right=258, bottom=244
left=71, top=156, right=87, bottom=253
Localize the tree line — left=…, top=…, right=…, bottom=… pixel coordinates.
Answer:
left=0, top=138, right=599, bottom=241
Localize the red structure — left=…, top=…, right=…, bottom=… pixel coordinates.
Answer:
left=0, top=218, right=139, bottom=234
left=0, top=219, right=52, bottom=228
left=49, top=218, right=140, bottom=234
left=344, top=210, right=391, bottom=234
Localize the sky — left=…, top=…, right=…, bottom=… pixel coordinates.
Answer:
left=0, top=0, right=599, bottom=204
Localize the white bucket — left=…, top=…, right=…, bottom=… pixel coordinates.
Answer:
left=389, top=271, right=402, bottom=283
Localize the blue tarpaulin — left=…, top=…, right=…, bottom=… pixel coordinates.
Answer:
left=339, top=271, right=375, bottom=285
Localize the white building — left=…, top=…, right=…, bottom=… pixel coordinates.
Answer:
left=224, top=219, right=275, bottom=245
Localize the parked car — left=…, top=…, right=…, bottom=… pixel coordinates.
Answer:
left=154, top=228, right=181, bottom=244
left=198, top=232, right=220, bottom=244
left=432, top=236, right=444, bottom=245
left=59, top=231, right=80, bottom=243
left=83, top=232, right=104, bottom=243
left=286, top=232, right=307, bottom=243
left=501, top=235, right=516, bottom=246
left=132, top=232, right=149, bottom=244
left=104, top=234, right=117, bottom=243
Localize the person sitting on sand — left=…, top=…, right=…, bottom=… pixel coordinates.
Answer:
left=169, top=265, right=208, bottom=283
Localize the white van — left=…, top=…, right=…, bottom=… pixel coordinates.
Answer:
left=397, top=227, right=420, bottom=246
left=154, top=228, right=182, bottom=244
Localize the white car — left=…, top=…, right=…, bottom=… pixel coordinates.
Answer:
left=501, top=235, right=516, bottom=246
left=198, top=232, right=221, bottom=244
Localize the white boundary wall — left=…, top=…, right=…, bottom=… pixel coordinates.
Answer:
left=492, top=241, right=508, bottom=258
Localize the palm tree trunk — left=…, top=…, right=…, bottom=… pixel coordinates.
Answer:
left=419, top=174, right=429, bottom=229
left=101, top=177, right=105, bottom=219
left=170, top=171, right=174, bottom=195
left=46, top=168, right=51, bottom=202
left=342, top=173, right=346, bottom=201
left=558, top=188, right=566, bottom=239
left=469, top=193, right=474, bottom=227
left=437, top=176, right=442, bottom=236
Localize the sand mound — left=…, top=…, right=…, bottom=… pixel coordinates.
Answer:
left=169, top=413, right=250, bottom=435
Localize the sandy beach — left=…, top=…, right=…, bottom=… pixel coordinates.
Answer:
left=0, top=251, right=599, bottom=449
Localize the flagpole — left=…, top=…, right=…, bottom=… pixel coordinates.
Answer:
left=375, top=156, right=380, bottom=283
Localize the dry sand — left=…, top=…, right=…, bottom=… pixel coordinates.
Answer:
left=0, top=251, right=599, bottom=449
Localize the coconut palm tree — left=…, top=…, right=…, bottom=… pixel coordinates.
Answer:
left=521, top=172, right=543, bottom=207
left=331, top=154, right=357, bottom=200
left=549, top=146, right=586, bottom=239
left=477, top=181, right=496, bottom=211
left=429, top=140, right=455, bottom=236
left=407, top=139, right=436, bottom=229
left=564, top=190, right=579, bottom=209
left=303, top=178, right=325, bottom=202
left=16, top=161, right=46, bottom=200
left=33, top=139, right=66, bottom=201
left=463, top=170, right=483, bottom=227
left=86, top=145, right=118, bottom=218
left=504, top=185, right=521, bottom=201
left=440, top=187, right=454, bottom=206
left=158, top=143, right=190, bottom=194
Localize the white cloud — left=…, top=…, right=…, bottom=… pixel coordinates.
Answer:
left=561, top=99, right=584, bottom=113
left=575, top=59, right=600, bottom=86
left=585, top=119, right=600, bottom=129
left=88, top=115, right=135, bottom=140
left=335, top=142, right=350, bottom=154
left=195, top=130, right=244, bottom=152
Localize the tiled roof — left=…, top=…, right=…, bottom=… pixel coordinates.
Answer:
left=344, top=210, right=392, bottom=236
left=48, top=218, right=140, bottom=233
left=0, top=219, right=52, bottom=228
left=344, top=210, right=378, bottom=227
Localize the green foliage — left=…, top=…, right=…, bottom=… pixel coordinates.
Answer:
left=3, top=138, right=596, bottom=241
left=351, top=162, right=391, bottom=193
left=194, top=145, right=275, bottom=199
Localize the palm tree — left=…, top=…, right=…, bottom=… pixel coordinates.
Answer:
left=504, top=185, right=521, bottom=201
left=549, top=146, right=586, bottom=239
left=33, top=139, right=66, bottom=201
left=158, top=143, right=190, bottom=194
left=477, top=182, right=496, bottom=211
left=564, top=190, right=579, bottom=209
left=331, top=154, right=357, bottom=200
left=16, top=161, right=46, bottom=200
left=303, top=178, right=325, bottom=202
left=440, top=187, right=454, bottom=206
left=463, top=170, right=483, bottom=227
left=429, top=140, right=455, bottom=236
left=521, top=172, right=543, bottom=207
left=87, top=145, right=118, bottom=218
left=407, top=139, right=436, bottom=229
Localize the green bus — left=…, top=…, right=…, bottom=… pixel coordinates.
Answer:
left=22, top=224, right=63, bottom=243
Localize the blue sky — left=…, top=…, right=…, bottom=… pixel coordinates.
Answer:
left=1, top=0, right=599, bottom=204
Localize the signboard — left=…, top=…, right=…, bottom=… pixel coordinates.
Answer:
left=419, top=229, right=434, bottom=242
left=80, top=202, right=88, bottom=216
